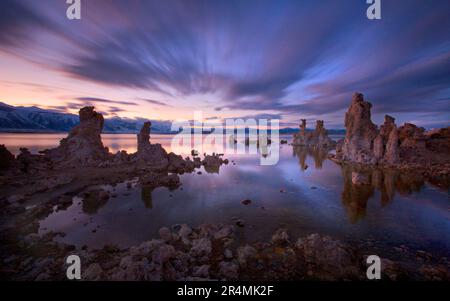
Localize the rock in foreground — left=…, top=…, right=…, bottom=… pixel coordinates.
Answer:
left=2, top=223, right=448, bottom=281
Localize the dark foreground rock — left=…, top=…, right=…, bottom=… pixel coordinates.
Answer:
left=1, top=223, right=448, bottom=281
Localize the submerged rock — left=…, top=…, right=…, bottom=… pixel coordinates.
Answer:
left=235, top=219, right=245, bottom=227
left=241, top=199, right=252, bottom=205
left=202, top=153, right=227, bottom=173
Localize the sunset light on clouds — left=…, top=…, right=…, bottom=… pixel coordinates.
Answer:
left=0, top=0, right=449, bottom=128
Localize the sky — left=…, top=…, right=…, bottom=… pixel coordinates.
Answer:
left=0, top=0, right=449, bottom=129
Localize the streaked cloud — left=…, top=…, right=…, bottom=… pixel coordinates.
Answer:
left=75, top=97, right=137, bottom=106
left=140, top=98, right=172, bottom=107
left=0, top=0, right=449, bottom=128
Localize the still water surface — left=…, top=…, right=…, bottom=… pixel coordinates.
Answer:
left=1, top=133, right=449, bottom=257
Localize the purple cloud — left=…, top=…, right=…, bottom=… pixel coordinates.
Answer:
left=0, top=0, right=449, bottom=127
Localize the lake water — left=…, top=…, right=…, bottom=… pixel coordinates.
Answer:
left=1, top=133, right=449, bottom=258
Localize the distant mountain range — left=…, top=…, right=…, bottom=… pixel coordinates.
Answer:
left=0, top=102, right=173, bottom=133
left=0, top=102, right=345, bottom=135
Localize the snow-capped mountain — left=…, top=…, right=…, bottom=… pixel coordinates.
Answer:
left=0, top=102, right=173, bottom=133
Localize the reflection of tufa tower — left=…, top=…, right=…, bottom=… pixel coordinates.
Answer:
left=141, top=185, right=153, bottom=209
left=339, top=164, right=427, bottom=223
left=293, top=146, right=328, bottom=170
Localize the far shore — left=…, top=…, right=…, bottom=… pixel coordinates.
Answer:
left=0, top=130, right=178, bottom=135
left=0, top=130, right=303, bottom=135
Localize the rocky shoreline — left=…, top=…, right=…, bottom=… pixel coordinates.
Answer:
left=0, top=106, right=230, bottom=281
left=0, top=106, right=228, bottom=203
left=1, top=221, right=449, bottom=281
